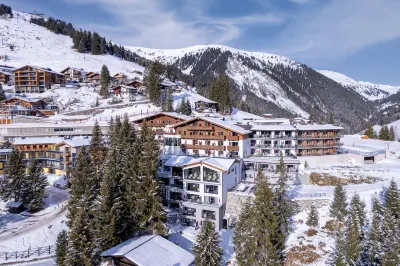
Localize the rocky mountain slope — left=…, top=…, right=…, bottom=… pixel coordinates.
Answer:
left=128, top=45, right=375, bottom=132
left=318, top=70, right=400, bottom=101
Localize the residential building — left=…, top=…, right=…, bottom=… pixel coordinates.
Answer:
left=0, top=122, right=109, bottom=141
left=55, top=138, right=90, bottom=176
left=85, top=72, right=101, bottom=84
left=0, top=70, right=12, bottom=84
left=112, top=85, right=138, bottom=101
left=113, top=72, right=127, bottom=80
left=101, top=235, right=195, bottom=266
left=250, top=124, right=297, bottom=156
left=13, top=65, right=65, bottom=93
left=126, top=79, right=143, bottom=88
left=172, top=117, right=251, bottom=158
left=160, top=155, right=241, bottom=230
left=60, top=67, right=87, bottom=82
left=13, top=137, right=64, bottom=174
left=295, top=124, right=343, bottom=156
left=132, top=112, right=192, bottom=143
left=0, top=96, right=58, bottom=117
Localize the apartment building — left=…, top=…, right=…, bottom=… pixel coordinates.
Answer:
left=13, top=65, right=65, bottom=93
left=132, top=112, right=192, bottom=142
left=250, top=124, right=297, bottom=156
left=13, top=137, right=64, bottom=174
left=171, top=117, right=251, bottom=158
left=295, top=124, right=343, bottom=156
left=0, top=122, right=109, bottom=141
left=60, top=67, right=87, bottom=82
left=0, top=96, right=58, bottom=117
left=159, top=155, right=241, bottom=230
left=56, top=138, right=90, bottom=176
left=0, top=71, right=12, bottom=84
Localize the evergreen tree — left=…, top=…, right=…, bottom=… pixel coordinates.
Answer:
left=329, top=112, right=335, bottom=124
left=274, top=154, right=293, bottom=252
left=145, top=61, right=164, bottom=106
left=384, top=180, right=400, bottom=220
left=345, top=196, right=366, bottom=265
left=365, top=123, right=376, bottom=139
left=185, top=98, right=192, bottom=115
left=367, top=196, right=383, bottom=266
left=88, top=121, right=107, bottom=175
left=329, top=233, right=347, bottom=266
left=306, top=205, right=319, bottom=227
left=381, top=210, right=400, bottom=265
left=25, top=160, right=47, bottom=212
left=379, top=125, right=390, bottom=141
left=163, top=89, right=174, bottom=112
left=210, top=74, right=232, bottom=114
left=100, top=65, right=110, bottom=98
left=0, top=149, right=26, bottom=203
left=233, top=197, right=256, bottom=266
left=55, top=230, right=68, bottom=266
left=0, top=83, right=6, bottom=101
left=253, top=168, right=281, bottom=265
left=330, top=184, right=348, bottom=221
left=91, top=32, right=101, bottom=55
left=193, top=219, right=222, bottom=266
left=389, top=126, right=395, bottom=141
left=136, top=125, right=166, bottom=235
left=100, top=37, right=106, bottom=54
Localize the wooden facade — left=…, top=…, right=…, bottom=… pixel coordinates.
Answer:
left=127, top=80, right=143, bottom=88
left=13, top=65, right=65, bottom=93
left=0, top=97, right=56, bottom=117
left=296, top=129, right=341, bottom=156
left=85, top=72, right=101, bottom=84
left=114, top=73, right=127, bottom=79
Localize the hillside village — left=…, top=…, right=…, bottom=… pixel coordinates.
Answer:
left=0, top=4, right=400, bottom=266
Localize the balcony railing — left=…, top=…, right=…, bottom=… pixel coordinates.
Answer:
left=203, top=172, right=220, bottom=183
left=297, top=143, right=341, bottom=149
left=185, top=172, right=201, bottom=181
left=182, top=144, right=224, bottom=151
left=251, top=135, right=294, bottom=140
left=297, top=134, right=341, bottom=140
left=181, top=135, right=225, bottom=140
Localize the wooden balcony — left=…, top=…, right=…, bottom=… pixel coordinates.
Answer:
left=182, top=144, right=225, bottom=151
left=181, top=135, right=225, bottom=140
left=226, top=135, right=239, bottom=141
left=227, top=146, right=239, bottom=151
left=186, top=126, right=214, bottom=131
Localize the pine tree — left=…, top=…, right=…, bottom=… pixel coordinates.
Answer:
left=329, top=233, right=347, bottom=266
left=384, top=179, right=400, bottom=220
left=379, top=125, right=390, bottom=141
left=367, top=196, right=383, bottom=266
left=0, top=149, right=27, bottom=203
left=145, top=61, right=163, bottom=106
left=209, top=74, right=232, bottom=114
left=381, top=210, right=400, bottom=265
left=389, top=126, right=395, bottom=141
left=100, top=37, right=106, bottom=54
left=137, top=125, right=166, bottom=235
left=252, top=168, right=281, bottom=265
left=306, top=205, right=319, bottom=227
left=233, top=197, right=256, bottom=266
left=365, top=123, right=376, bottom=139
left=185, top=98, right=192, bottom=115
left=0, top=83, right=6, bottom=101
left=91, top=32, right=101, bottom=55
left=274, top=154, right=293, bottom=252
left=329, top=112, right=335, bottom=124
left=193, top=219, right=222, bottom=266
left=345, top=195, right=366, bottom=264
left=100, top=65, right=110, bottom=98
left=25, top=160, right=47, bottom=212
left=55, top=230, right=68, bottom=266
left=330, top=184, right=348, bottom=221
left=163, top=89, right=174, bottom=112
left=88, top=121, right=107, bottom=175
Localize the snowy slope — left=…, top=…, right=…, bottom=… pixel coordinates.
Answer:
left=0, top=13, right=144, bottom=76
left=319, top=70, right=400, bottom=101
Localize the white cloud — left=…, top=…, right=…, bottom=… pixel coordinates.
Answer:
left=276, top=0, right=400, bottom=60
left=64, top=0, right=283, bottom=49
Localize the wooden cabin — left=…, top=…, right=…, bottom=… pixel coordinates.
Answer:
left=0, top=96, right=57, bottom=117
left=85, top=72, right=101, bottom=84
left=126, top=79, right=143, bottom=88
left=0, top=71, right=12, bottom=84
left=114, top=73, right=127, bottom=80
left=13, top=65, right=65, bottom=93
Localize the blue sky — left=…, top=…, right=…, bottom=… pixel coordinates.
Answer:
left=4, top=0, right=400, bottom=85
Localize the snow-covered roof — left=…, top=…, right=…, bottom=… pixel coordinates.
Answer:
left=251, top=124, right=296, bottom=131
left=161, top=79, right=176, bottom=87
left=295, top=124, right=343, bottom=130
left=0, top=70, right=12, bottom=75
left=164, top=155, right=206, bottom=167
left=243, top=156, right=300, bottom=164
left=164, top=155, right=236, bottom=172
left=253, top=118, right=290, bottom=125
left=101, top=235, right=194, bottom=266
left=7, top=202, right=23, bottom=208
left=1, top=121, right=108, bottom=128
left=174, top=117, right=251, bottom=135
left=56, top=138, right=91, bottom=147
left=0, top=149, right=12, bottom=154
left=13, top=137, right=64, bottom=145
left=14, top=65, right=64, bottom=75
left=177, top=90, right=217, bottom=104
left=3, top=96, right=45, bottom=103
left=61, top=67, right=86, bottom=73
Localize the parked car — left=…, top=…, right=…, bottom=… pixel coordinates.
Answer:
left=65, top=80, right=81, bottom=88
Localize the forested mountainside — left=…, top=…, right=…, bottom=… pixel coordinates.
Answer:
left=129, top=46, right=376, bottom=133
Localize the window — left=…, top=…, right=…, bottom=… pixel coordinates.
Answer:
left=218, top=132, right=224, bottom=136
left=231, top=132, right=238, bottom=136
left=218, top=141, right=223, bottom=146
left=218, top=151, right=223, bottom=156
left=229, top=141, right=239, bottom=146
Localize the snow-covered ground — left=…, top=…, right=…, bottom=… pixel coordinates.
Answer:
left=0, top=12, right=143, bottom=77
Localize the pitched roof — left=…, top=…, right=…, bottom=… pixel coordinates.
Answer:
left=295, top=124, right=343, bottom=130
left=13, top=137, right=64, bottom=145
left=131, top=112, right=192, bottom=123
left=101, top=235, right=194, bottom=266
left=250, top=124, right=296, bottom=131
left=2, top=96, right=45, bottom=104
left=56, top=138, right=91, bottom=147
left=173, top=116, right=251, bottom=135
left=164, top=155, right=236, bottom=172
left=60, top=67, right=86, bottom=73
left=13, top=65, right=64, bottom=75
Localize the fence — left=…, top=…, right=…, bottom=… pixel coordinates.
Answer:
left=0, top=245, right=55, bottom=262
left=296, top=192, right=327, bottom=198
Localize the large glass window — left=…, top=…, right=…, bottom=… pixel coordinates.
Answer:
left=203, top=167, right=220, bottom=183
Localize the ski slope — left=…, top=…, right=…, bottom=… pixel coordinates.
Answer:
left=0, top=12, right=144, bottom=76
